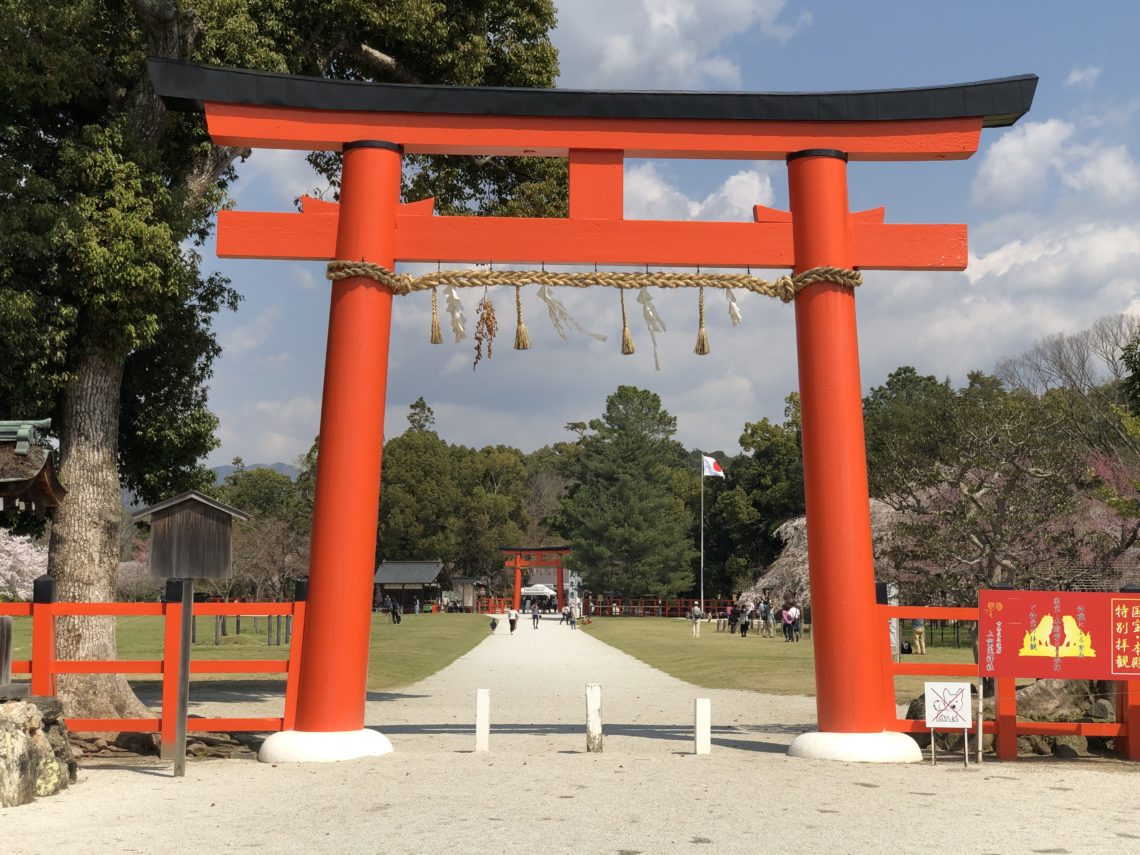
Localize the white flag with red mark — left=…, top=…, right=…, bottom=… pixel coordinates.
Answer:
left=702, top=455, right=725, bottom=478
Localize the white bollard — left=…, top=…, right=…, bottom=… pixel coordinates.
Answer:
left=694, top=698, right=711, bottom=755
left=585, top=683, right=603, bottom=753
left=476, top=688, right=490, bottom=753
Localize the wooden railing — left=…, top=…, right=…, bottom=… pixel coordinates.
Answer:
left=877, top=604, right=1140, bottom=760
left=0, top=597, right=305, bottom=743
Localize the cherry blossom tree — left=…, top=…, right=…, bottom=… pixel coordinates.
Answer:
left=0, top=530, right=47, bottom=601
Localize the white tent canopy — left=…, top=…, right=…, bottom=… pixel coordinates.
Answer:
left=520, top=584, right=557, bottom=597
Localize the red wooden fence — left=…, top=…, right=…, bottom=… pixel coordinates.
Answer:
left=877, top=604, right=1140, bottom=760
left=0, top=599, right=304, bottom=743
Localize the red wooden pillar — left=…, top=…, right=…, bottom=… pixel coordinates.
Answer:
left=160, top=594, right=182, bottom=757
left=787, top=150, right=884, bottom=735
left=30, top=577, right=55, bottom=697
left=512, top=554, right=523, bottom=612
left=293, top=141, right=401, bottom=734
left=556, top=560, right=565, bottom=612
left=995, top=676, right=1019, bottom=760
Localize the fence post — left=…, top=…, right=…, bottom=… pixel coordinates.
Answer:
left=585, top=683, right=603, bottom=752
left=1122, top=680, right=1140, bottom=762
left=694, top=698, right=711, bottom=755
left=30, top=575, right=55, bottom=697
left=1118, top=584, right=1140, bottom=761
left=475, top=688, right=490, bottom=752
left=282, top=578, right=307, bottom=731
left=995, top=676, right=1018, bottom=760
left=160, top=580, right=184, bottom=760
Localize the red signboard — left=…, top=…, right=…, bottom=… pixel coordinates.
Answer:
left=978, top=590, right=1140, bottom=680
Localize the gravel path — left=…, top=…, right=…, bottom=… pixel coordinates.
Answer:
left=6, top=615, right=1137, bottom=854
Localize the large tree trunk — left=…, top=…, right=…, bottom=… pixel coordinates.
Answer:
left=48, top=349, right=150, bottom=722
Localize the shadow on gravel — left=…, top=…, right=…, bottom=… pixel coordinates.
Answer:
left=366, top=691, right=431, bottom=702
left=131, top=681, right=430, bottom=706
left=131, top=678, right=286, bottom=706
left=368, top=721, right=813, bottom=753
left=80, top=762, right=172, bottom=777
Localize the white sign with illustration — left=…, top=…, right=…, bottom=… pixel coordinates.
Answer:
left=924, top=682, right=972, bottom=729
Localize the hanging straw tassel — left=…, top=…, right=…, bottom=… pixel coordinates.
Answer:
left=513, top=285, right=530, bottom=350
left=429, top=287, right=444, bottom=344
left=694, top=286, right=710, bottom=355
left=620, top=289, right=635, bottom=355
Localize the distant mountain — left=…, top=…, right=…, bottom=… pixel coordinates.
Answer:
left=211, top=462, right=299, bottom=483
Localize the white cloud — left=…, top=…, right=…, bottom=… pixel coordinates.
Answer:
left=220, top=305, right=281, bottom=356
left=971, top=120, right=1074, bottom=209
left=624, top=163, right=774, bottom=220
left=1064, top=66, right=1101, bottom=88
left=254, top=396, right=320, bottom=423
left=232, top=150, right=325, bottom=210
left=554, top=0, right=809, bottom=89
left=1060, top=144, right=1140, bottom=204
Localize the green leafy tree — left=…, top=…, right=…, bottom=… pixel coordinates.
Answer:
left=697, top=393, right=804, bottom=598
left=555, top=386, right=696, bottom=598
left=451, top=445, right=529, bottom=580
left=880, top=374, right=1090, bottom=599
left=379, top=424, right=461, bottom=564
left=214, top=460, right=309, bottom=601
left=0, top=0, right=560, bottom=719
left=863, top=367, right=955, bottom=500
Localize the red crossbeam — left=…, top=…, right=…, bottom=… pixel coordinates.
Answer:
left=219, top=208, right=966, bottom=270
left=205, top=103, right=983, bottom=161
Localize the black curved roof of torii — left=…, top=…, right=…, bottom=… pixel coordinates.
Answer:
left=148, top=59, right=1037, bottom=128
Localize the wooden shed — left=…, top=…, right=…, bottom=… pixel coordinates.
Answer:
left=373, top=560, right=444, bottom=612
left=132, top=490, right=250, bottom=580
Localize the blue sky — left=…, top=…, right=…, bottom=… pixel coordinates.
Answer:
left=201, top=0, right=1140, bottom=467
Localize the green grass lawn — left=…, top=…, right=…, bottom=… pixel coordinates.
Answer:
left=581, top=618, right=979, bottom=704
left=6, top=612, right=487, bottom=691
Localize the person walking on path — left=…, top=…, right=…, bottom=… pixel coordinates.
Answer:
left=912, top=617, right=926, bottom=654
left=691, top=603, right=702, bottom=638
left=414, top=598, right=421, bottom=616
left=789, top=603, right=802, bottom=641
left=507, top=607, right=519, bottom=635
left=531, top=603, right=541, bottom=629
left=390, top=601, right=402, bottom=625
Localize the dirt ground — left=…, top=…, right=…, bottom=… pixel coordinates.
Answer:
left=6, top=616, right=1137, bottom=854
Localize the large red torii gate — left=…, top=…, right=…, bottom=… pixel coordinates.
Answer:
left=149, top=60, right=1035, bottom=764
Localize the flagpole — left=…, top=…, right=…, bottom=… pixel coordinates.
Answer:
left=699, top=453, right=705, bottom=616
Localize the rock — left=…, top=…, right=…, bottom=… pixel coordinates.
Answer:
left=93, top=738, right=108, bottom=750
left=1017, top=734, right=1052, bottom=755
left=0, top=699, right=72, bottom=807
left=114, top=731, right=158, bottom=755
left=1090, top=698, right=1116, bottom=721
left=1052, top=735, right=1086, bottom=758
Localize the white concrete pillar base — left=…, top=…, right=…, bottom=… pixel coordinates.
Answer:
left=788, top=730, right=921, bottom=763
left=258, top=729, right=394, bottom=763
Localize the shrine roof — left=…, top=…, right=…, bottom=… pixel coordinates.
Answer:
left=148, top=60, right=1036, bottom=129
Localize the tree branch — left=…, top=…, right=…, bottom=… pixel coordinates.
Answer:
left=360, top=44, right=422, bottom=84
